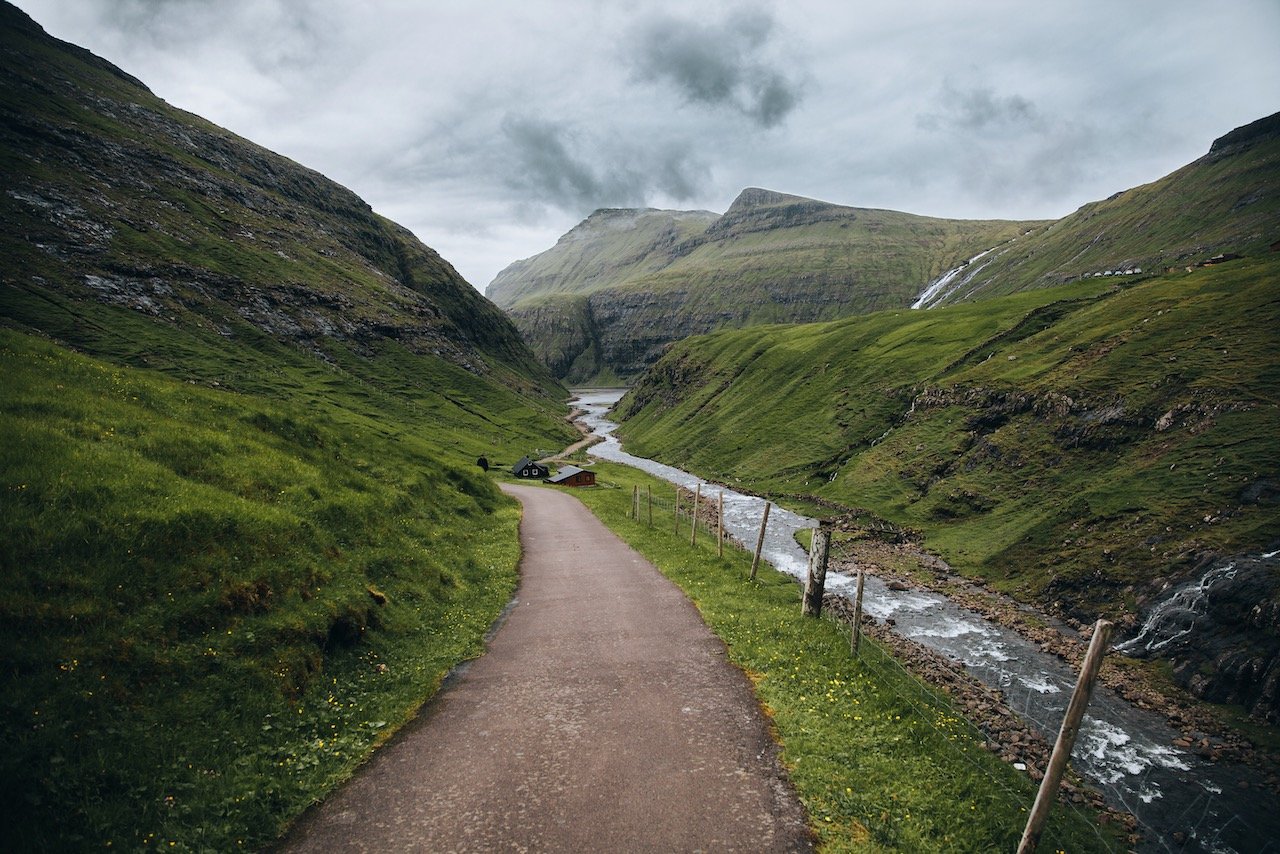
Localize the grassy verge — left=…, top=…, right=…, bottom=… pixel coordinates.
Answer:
left=0, top=326, right=561, bottom=850
left=569, top=461, right=1126, bottom=852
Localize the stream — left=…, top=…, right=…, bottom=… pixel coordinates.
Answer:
left=574, top=389, right=1278, bottom=853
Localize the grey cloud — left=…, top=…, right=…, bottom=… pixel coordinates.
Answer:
left=500, top=115, right=708, bottom=213
left=95, top=0, right=333, bottom=76
left=629, top=9, right=804, bottom=128
left=912, top=81, right=1107, bottom=207
left=918, top=82, right=1044, bottom=135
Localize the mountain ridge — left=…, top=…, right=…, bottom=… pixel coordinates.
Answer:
left=489, top=188, right=1039, bottom=381
left=490, top=110, right=1280, bottom=383
left=1, top=0, right=558, bottom=397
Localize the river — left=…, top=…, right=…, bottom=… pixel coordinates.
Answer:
left=574, top=389, right=1278, bottom=853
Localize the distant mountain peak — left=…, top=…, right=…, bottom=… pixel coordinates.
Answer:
left=727, top=187, right=835, bottom=212
left=708, top=186, right=856, bottom=239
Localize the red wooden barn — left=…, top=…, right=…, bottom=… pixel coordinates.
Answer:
left=545, top=465, right=595, bottom=487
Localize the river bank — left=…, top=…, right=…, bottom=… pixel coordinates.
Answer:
left=823, top=535, right=1280, bottom=796
left=574, top=390, right=1280, bottom=851
left=668, top=474, right=1280, bottom=791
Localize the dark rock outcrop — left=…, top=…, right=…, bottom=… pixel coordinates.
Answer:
left=1122, top=555, right=1280, bottom=724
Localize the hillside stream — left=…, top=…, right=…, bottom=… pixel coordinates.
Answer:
left=574, top=390, right=1278, bottom=854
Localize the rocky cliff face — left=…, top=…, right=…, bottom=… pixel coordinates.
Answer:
left=1118, top=553, right=1280, bottom=725
left=0, top=2, right=556, bottom=395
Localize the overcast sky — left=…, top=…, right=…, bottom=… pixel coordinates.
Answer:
left=15, top=0, right=1280, bottom=291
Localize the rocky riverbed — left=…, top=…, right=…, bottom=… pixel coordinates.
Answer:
left=823, top=535, right=1280, bottom=797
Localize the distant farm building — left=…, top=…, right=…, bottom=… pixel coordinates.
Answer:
left=512, top=456, right=549, bottom=479
left=545, top=465, right=596, bottom=487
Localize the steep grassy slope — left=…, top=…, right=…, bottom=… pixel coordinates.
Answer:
left=919, top=111, right=1280, bottom=306
left=490, top=188, right=1039, bottom=382
left=614, top=257, right=1280, bottom=720
left=0, top=2, right=557, bottom=397
left=0, top=4, right=573, bottom=848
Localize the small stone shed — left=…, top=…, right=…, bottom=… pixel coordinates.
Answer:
left=512, top=456, right=549, bottom=479
left=545, top=465, right=596, bottom=488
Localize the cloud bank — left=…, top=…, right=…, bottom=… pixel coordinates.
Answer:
left=13, top=0, right=1280, bottom=288
left=628, top=8, right=805, bottom=128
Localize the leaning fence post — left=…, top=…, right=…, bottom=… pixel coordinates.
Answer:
left=801, top=525, right=831, bottom=617
left=691, top=483, right=701, bottom=547
left=1017, top=619, right=1114, bottom=854
left=851, top=569, right=866, bottom=654
left=750, top=502, right=771, bottom=580
left=717, top=492, right=724, bottom=557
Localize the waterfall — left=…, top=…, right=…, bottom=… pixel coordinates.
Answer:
left=1116, top=562, right=1243, bottom=656
left=911, top=228, right=1040, bottom=310
left=1118, top=551, right=1280, bottom=656
left=911, top=247, right=995, bottom=309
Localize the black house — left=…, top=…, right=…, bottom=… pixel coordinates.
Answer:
left=512, top=456, right=549, bottom=479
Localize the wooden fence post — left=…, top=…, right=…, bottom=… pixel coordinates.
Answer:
left=801, top=525, right=831, bottom=617
left=647, top=486, right=652, bottom=527
left=1017, top=619, right=1114, bottom=854
left=674, top=488, right=680, bottom=534
left=750, top=502, right=771, bottom=580
left=691, top=483, right=701, bottom=547
left=717, top=492, right=724, bottom=557
left=851, top=569, right=866, bottom=654
left=631, top=484, right=638, bottom=520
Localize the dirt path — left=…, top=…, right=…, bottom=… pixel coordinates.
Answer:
left=280, top=483, right=812, bottom=852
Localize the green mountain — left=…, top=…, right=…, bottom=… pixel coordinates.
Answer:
left=488, top=190, right=1040, bottom=382
left=613, top=254, right=1280, bottom=722
left=492, top=113, right=1280, bottom=384
left=0, top=3, right=572, bottom=849
left=919, top=111, right=1280, bottom=307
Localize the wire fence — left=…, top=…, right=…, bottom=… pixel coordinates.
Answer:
left=626, top=488, right=1128, bottom=851
left=831, top=611, right=1126, bottom=851
left=628, top=485, right=752, bottom=555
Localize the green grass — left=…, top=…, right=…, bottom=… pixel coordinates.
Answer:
left=0, top=320, right=571, bottom=851
left=569, top=462, right=1125, bottom=852
left=613, top=257, right=1280, bottom=625
left=945, top=115, right=1280, bottom=304
left=0, top=12, right=581, bottom=848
